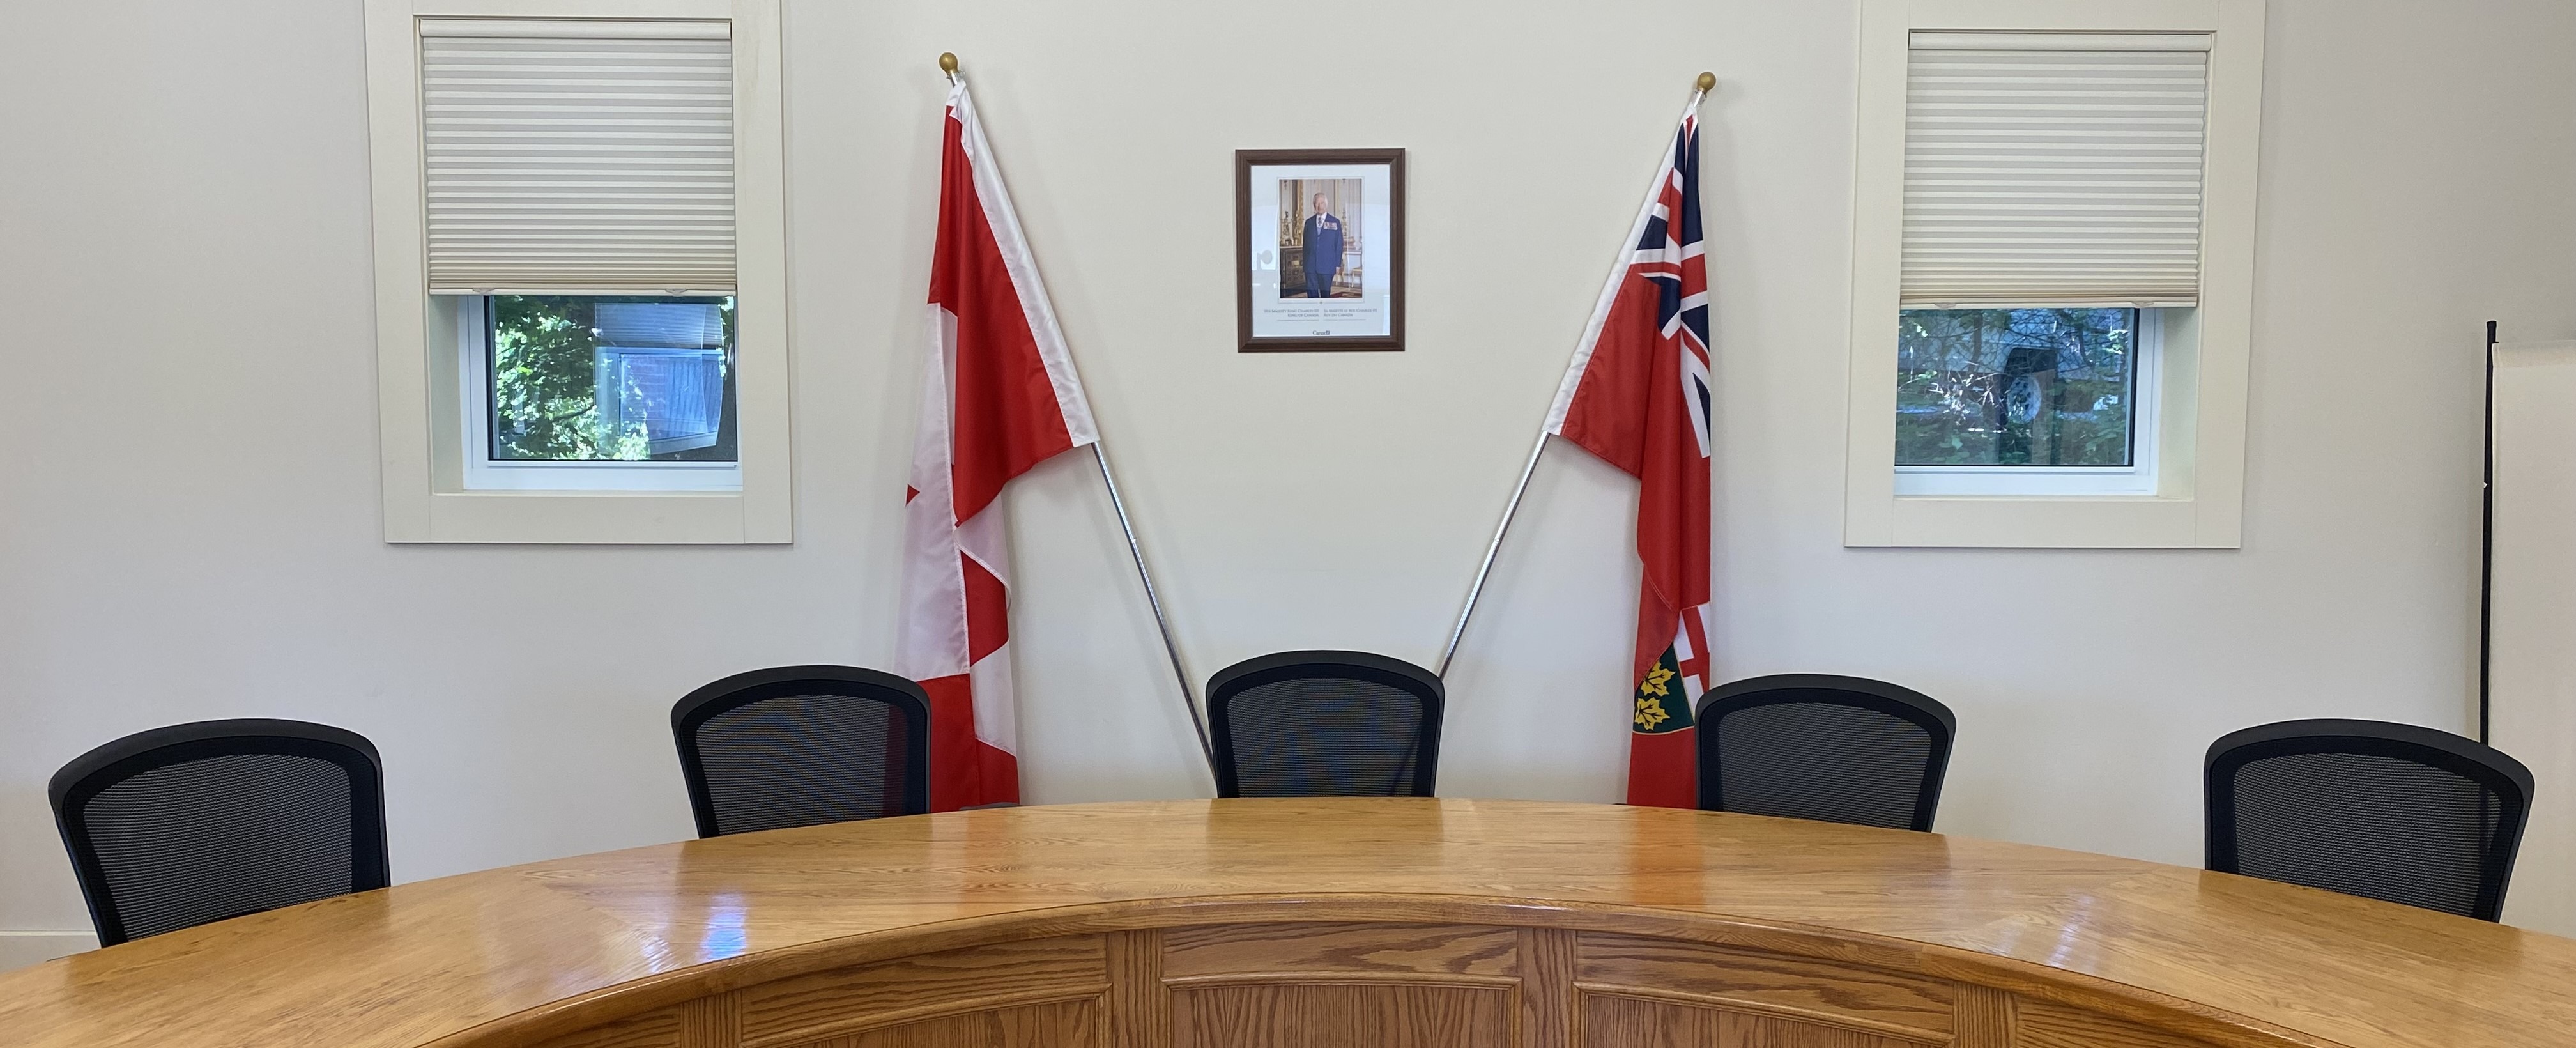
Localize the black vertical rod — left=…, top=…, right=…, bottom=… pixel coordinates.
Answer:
left=2479, top=319, right=2499, bottom=744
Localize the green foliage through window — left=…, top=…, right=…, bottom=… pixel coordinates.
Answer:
left=1896, top=308, right=2136, bottom=467
left=487, top=295, right=737, bottom=462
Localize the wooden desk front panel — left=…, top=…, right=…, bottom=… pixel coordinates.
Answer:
left=534, top=922, right=2221, bottom=1048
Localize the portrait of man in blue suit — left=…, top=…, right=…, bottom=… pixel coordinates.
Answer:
left=1298, top=192, right=1346, bottom=298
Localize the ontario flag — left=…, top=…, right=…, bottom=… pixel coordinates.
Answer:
left=897, top=75, right=1099, bottom=811
left=1543, top=97, right=1712, bottom=809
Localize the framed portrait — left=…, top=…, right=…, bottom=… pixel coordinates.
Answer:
left=1234, top=148, right=1406, bottom=352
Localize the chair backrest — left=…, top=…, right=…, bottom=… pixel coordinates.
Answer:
left=671, top=665, right=932, bottom=837
left=49, top=719, right=389, bottom=946
left=2205, top=718, right=2533, bottom=921
left=1207, top=651, right=1443, bottom=798
left=1694, top=674, right=1956, bottom=831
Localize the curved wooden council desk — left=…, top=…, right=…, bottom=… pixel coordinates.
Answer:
left=3, top=799, right=2572, bottom=1048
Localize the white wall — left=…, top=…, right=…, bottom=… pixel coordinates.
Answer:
left=4, top=0, right=2573, bottom=949
left=2492, top=341, right=2576, bottom=936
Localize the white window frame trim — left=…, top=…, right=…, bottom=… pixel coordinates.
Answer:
left=365, top=0, right=792, bottom=544
left=1843, top=0, right=2262, bottom=548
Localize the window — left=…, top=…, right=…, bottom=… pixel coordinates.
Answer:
left=457, top=295, right=740, bottom=491
left=1843, top=0, right=2264, bottom=548
left=1894, top=307, right=2160, bottom=497
left=365, top=1, right=788, bottom=543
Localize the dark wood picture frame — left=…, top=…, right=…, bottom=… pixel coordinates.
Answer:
left=1234, top=148, right=1406, bottom=352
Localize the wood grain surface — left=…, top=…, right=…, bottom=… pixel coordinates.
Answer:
left=1577, top=932, right=1954, bottom=1041
left=806, top=998, right=1100, bottom=1048
left=1161, top=922, right=1521, bottom=982
left=0, top=798, right=2570, bottom=1048
left=739, top=936, right=1106, bottom=1047
left=1579, top=992, right=1929, bottom=1048
left=1170, top=982, right=1511, bottom=1048
left=2016, top=997, right=2216, bottom=1048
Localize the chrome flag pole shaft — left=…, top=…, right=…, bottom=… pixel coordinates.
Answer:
left=1441, top=75, right=1713, bottom=684
left=1091, top=443, right=1216, bottom=775
left=1438, top=431, right=1551, bottom=678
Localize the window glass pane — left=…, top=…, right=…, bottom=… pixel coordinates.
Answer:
left=1896, top=308, right=2135, bottom=467
left=487, top=295, right=736, bottom=462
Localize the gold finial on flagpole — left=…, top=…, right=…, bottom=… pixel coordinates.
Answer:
left=1696, top=72, right=1717, bottom=93
left=939, top=52, right=959, bottom=81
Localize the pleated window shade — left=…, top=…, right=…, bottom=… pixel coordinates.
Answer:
left=419, top=19, right=734, bottom=295
left=1903, top=32, right=2210, bottom=309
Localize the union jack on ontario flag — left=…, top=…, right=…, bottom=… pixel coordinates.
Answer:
left=1542, top=98, right=1712, bottom=808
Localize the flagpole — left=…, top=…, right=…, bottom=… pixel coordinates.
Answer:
left=937, top=51, right=1215, bottom=785
left=1439, top=73, right=1715, bottom=681
left=1438, top=431, right=1551, bottom=678
left=1091, top=443, right=1218, bottom=778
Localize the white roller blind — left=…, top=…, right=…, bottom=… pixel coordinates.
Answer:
left=420, top=19, right=734, bottom=295
left=1903, top=31, right=2209, bottom=309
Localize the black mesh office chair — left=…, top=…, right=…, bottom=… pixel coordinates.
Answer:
left=49, top=719, right=389, bottom=946
left=2205, top=718, right=2533, bottom=921
left=672, top=665, right=932, bottom=837
left=1694, top=674, right=1956, bottom=831
left=1207, top=651, right=1443, bottom=798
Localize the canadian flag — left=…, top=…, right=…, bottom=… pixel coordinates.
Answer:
left=1544, top=97, right=1712, bottom=808
left=897, top=77, right=1098, bottom=811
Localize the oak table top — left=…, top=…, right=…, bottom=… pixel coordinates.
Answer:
left=0, top=798, right=2568, bottom=1048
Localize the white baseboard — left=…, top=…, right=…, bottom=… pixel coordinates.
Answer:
left=0, top=931, right=98, bottom=971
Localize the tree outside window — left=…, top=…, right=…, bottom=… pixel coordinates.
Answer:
left=1896, top=307, right=2136, bottom=468
left=486, top=295, right=737, bottom=463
